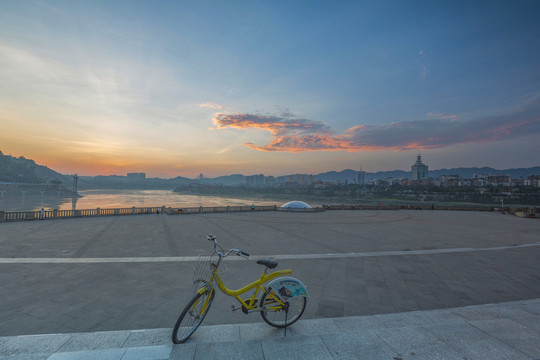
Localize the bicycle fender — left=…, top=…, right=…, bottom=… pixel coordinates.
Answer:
left=266, top=277, right=309, bottom=300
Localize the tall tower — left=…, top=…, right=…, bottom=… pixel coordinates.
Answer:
left=357, top=166, right=366, bottom=186
left=72, top=174, right=79, bottom=194
left=411, top=154, right=428, bottom=180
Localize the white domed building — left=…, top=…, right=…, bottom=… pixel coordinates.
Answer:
left=279, top=201, right=312, bottom=211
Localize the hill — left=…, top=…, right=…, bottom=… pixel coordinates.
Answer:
left=0, top=150, right=70, bottom=186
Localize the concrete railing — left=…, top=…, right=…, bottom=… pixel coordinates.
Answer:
left=1, top=204, right=537, bottom=222
left=0, top=205, right=286, bottom=222
left=0, top=206, right=167, bottom=222
left=323, top=204, right=499, bottom=211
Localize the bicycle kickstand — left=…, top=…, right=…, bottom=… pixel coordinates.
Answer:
left=284, top=310, right=288, bottom=337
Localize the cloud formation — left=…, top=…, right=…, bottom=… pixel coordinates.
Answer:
left=200, top=102, right=223, bottom=110
left=212, top=98, right=540, bottom=152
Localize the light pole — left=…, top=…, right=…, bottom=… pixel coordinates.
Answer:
left=72, top=174, right=79, bottom=194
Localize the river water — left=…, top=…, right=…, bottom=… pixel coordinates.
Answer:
left=0, top=189, right=285, bottom=212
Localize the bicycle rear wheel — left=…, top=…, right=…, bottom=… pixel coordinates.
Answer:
left=260, top=290, right=306, bottom=328
left=172, top=289, right=214, bottom=344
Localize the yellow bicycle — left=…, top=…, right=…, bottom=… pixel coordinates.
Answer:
left=172, top=234, right=308, bottom=344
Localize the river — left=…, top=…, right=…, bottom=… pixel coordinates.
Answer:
left=0, top=189, right=285, bottom=212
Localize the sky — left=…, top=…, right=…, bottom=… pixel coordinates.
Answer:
left=1, top=0, right=539, bottom=178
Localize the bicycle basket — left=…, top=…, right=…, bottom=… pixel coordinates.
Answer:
left=193, top=254, right=215, bottom=285
left=192, top=254, right=227, bottom=292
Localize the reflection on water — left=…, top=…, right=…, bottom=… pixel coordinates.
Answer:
left=1, top=189, right=282, bottom=212
left=0, top=195, right=65, bottom=212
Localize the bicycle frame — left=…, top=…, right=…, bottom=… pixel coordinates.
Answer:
left=198, top=263, right=292, bottom=312
left=172, top=235, right=309, bottom=345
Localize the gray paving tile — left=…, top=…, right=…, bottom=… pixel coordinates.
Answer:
left=187, top=324, right=240, bottom=344
left=47, top=348, right=126, bottom=360
left=412, top=309, right=468, bottom=325
left=399, top=344, right=468, bottom=360
left=373, top=325, right=450, bottom=357
left=512, top=315, right=540, bottom=333
left=452, top=338, right=532, bottom=360
left=238, top=322, right=288, bottom=341
left=374, top=311, right=431, bottom=328
left=320, top=330, right=399, bottom=360
left=169, top=343, right=197, bottom=360
left=285, top=318, right=341, bottom=336
left=121, top=345, right=172, bottom=360
left=317, top=297, right=345, bottom=317
left=423, top=322, right=532, bottom=360
left=451, top=307, right=503, bottom=321
left=520, top=301, right=540, bottom=315
left=469, top=318, right=540, bottom=358
left=122, top=329, right=172, bottom=348
left=0, top=354, right=51, bottom=360
left=194, top=339, right=263, bottom=360
left=331, top=315, right=383, bottom=332
left=261, top=335, right=333, bottom=360
left=0, top=334, right=71, bottom=356
left=56, top=330, right=131, bottom=352
left=481, top=304, right=536, bottom=319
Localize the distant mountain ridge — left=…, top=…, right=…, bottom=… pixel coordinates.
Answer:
left=315, top=166, right=540, bottom=182
left=2, top=150, right=538, bottom=186
left=194, top=166, right=540, bottom=185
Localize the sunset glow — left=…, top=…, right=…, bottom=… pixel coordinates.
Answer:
left=1, top=1, right=539, bottom=178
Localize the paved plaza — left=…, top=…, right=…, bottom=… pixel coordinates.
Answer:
left=1, top=209, right=539, bottom=337
left=0, top=209, right=539, bottom=359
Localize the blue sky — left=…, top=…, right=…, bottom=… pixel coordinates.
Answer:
left=1, top=0, right=539, bottom=177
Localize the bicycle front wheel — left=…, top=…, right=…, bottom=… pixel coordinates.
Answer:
left=172, top=289, right=214, bottom=344
left=260, top=290, right=306, bottom=328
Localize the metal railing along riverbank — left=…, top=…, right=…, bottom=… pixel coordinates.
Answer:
left=0, top=205, right=324, bottom=222
left=1, top=204, right=537, bottom=222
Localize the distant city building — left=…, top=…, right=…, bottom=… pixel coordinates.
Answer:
left=411, top=154, right=428, bottom=181
left=438, top=174, right=461, bottom=186
left=526, top=175, right=540, bottom=187
left=357, top=170, right=366, bottom=186
left=127, top=172, right=146, bottom=180
left=246, top=174, right=265, bottom=186
left=488, top=174, right=511, bottom=186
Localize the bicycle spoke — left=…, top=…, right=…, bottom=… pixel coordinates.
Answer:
left=260, top=293, right=306, bottom=328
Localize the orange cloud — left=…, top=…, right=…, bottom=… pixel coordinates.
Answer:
left=212, top=99, right=540, bottom=153
left=212, top=113, right=330, bottom=136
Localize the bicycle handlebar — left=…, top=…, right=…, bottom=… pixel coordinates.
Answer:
left=238, top=250, right=250, bottom=257
left=231, top=249, right=250, bottom=258
left=207, top=234, right=249, bottom=259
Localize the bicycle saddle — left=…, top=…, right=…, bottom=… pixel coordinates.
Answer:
left=256, top=259, right=278, bottom=269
